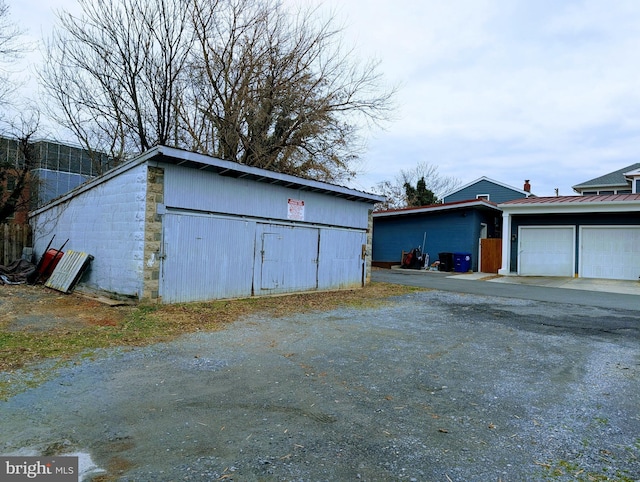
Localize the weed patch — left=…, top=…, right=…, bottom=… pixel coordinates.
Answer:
left=0, top=282, right=421, bottom=399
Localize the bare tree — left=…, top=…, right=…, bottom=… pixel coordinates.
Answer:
left=185, top=0, right=392, bottom=182
left=372, top=162, right=461, bottom=210
left=40, top=0, right=193, bottom=169
left=0, top=0, right=26, bottom=107
left=0, top=118, right=40, bottom=223
left=0, top=1, right=41, bottom=223
left=40, top=0, right=394, bottom=183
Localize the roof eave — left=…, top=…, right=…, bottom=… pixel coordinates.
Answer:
left=153, top=146, right=384, bottom=204
left=373, top=199, right=501, bottom=218
left=500, top=200, right=640, bottom=215
left=572, top=182, right=631, bottom=191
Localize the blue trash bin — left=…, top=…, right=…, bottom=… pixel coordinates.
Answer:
left=453, top=252, right=472, bottom=272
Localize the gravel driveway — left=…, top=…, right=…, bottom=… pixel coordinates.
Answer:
left=1, top=289, right=639, bottom=481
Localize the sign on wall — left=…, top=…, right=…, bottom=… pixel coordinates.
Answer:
left=287, top=198, right=305, bottom=221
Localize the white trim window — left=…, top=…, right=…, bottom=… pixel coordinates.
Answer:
left=476, top=194, right=490, bottom=201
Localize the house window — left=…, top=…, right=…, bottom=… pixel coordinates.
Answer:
left=476, top=194, right=490, bottom=201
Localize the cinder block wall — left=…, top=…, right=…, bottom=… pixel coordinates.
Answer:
left=31, top=163, right=149, bottom=298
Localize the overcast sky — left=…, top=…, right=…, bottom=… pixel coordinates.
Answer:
left=13, top=0, right=640, bottom=197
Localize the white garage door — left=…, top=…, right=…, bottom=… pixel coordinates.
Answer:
left=580, top=226, right=640, bottom=280
left=518, top=226, right=575, bottom=276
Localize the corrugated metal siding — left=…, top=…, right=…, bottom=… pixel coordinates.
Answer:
left=45, top=250, right=93, bottom=293
left=160, top=213, right=256, bottom=303
left=253, top=223, right=318, bottom=294
left=161, top=163, right=370, bottom=229
left=317, top=228, right=366, bottom=289
left=160, top=212, right=369, bottom=301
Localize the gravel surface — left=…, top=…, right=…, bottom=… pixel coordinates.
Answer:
left=1, top=290, right=639, bottom=481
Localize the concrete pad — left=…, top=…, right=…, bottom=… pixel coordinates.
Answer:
left=383, top=267, right=640, bottom=295
left=447, top=272, right=499, bottom=281
left=487, top=275, right=640, bottom=295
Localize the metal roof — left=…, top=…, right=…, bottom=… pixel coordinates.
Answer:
left=498, top=194, right=640, bottom=214
left=30, top=146, right=384, bottom=217
left=500, top=194, right=640, bottom=205
left=149, top=146, right=384, bottom=203
left=373, top=198, right=501, bottom=218
left=45, top=250, right=94, bottom=293
left=572, top=163, right=640, bottom=190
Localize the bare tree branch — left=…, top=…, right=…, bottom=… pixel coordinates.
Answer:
left=372, top=162, right=462, bottom=210
left=0, top=116, right=40, bottom=223
left=39, top=0, right=192, bottom=164
left=0, top=0, right=27, bottom=108
left=40, top=0, right=394, bottom=183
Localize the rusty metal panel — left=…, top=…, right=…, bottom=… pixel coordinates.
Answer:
left=317, top=228, right=366, bottom=290
left=45, top=250, right=93, bottom=293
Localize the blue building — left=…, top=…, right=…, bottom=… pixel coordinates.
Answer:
left=373, top=177, right=532, bottom=272
left=498, top=195, right=640, bottom=280
left=443, top=176, right=532, bottom=204
left=372, top=199, right=502, bottom=271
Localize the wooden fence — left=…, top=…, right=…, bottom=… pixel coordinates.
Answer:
left=0, top=223, right=32, bottom=266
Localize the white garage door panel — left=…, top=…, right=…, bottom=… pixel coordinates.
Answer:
left=580, top=227, right=640, bottom=280
left=519, top=226, right=574, bottom=276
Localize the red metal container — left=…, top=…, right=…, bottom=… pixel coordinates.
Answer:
left=38, top=249, right=64, bottom=277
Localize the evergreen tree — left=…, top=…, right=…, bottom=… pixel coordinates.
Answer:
left=404, top=176, right=438, bottom=206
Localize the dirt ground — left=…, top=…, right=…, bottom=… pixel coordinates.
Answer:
left=1, top=286, right=639, bottom=481
left=0, top=284, right=130, bottom=331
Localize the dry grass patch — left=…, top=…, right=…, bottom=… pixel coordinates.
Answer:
left=0, top=282, right=421, bottom=375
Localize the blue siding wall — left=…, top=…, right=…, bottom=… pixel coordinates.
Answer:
left=373, top=209, right=498, bottom=271
left=508, top=212, right=640, bottom=272
left=444, top=180, right=525, bottom=204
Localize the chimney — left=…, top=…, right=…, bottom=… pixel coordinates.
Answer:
left=524, top=180, right=531, bottom=193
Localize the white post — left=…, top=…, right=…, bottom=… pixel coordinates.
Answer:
left=498, top=211, right=512, bottom=275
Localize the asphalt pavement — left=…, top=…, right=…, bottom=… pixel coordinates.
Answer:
left=372, top=268, right=640, bottom=311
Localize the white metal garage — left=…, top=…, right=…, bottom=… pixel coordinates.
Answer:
left=30, top=146, right=383, bottom=303
left=579, top=226, right=640, bottom=280
left=518, top=226, right=575, bottom=276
